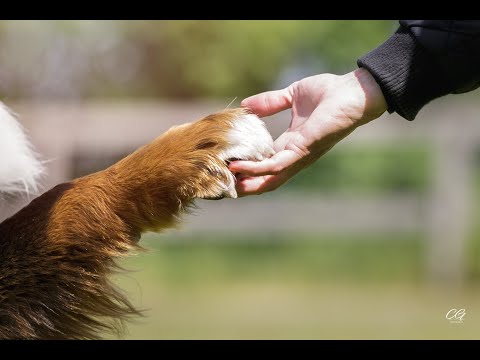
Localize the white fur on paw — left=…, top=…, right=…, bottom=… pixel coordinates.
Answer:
left=0, top=102, right=44, bottom=198
left=220, top=113, right=275, bottom=198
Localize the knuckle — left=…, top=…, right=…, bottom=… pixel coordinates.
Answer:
left=270, top=164, right=284, bottom=175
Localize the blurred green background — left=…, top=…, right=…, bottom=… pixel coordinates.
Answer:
left=1, top=20, right=480, bottom=339
left=0, top=20, right=394, bottom=99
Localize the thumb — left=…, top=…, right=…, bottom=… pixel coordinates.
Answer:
left=241, top=87, right=293, bottom=118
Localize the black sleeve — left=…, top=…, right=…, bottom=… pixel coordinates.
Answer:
left=357, top=20, right=480, bottom=120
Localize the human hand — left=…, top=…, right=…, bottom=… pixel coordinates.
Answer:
left=229, top=68, right=388, bottom=196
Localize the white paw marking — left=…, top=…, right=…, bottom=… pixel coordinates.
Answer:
left=220, top=113, right=275, bottom=198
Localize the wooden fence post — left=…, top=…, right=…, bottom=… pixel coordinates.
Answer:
left=425, top=126, right=475, bottom=285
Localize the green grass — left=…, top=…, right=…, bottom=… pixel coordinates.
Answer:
left=113, top=283, right=480, bottom=339
left=109, top=232, right=480, bottom=340
left=120, top=232, right=424, bottom=287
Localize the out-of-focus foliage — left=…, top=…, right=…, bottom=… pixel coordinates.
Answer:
left=0, top=20, right=395, bottom=99
left=283, top=144, right=431, bottom=194
left=131, top=232, right=423, bottom=285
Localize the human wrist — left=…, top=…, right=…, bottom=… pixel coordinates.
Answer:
left=351, top=67, right=388, bottom=124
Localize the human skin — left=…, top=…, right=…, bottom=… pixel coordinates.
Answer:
left=229, top=67, right=388, bottom=196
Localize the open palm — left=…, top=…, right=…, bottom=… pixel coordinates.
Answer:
left=229, top=69, right=387, bottom=196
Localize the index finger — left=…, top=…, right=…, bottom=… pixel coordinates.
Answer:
left=229, top=150, right=301, bottom=176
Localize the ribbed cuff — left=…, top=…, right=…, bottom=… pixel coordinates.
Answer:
left=357, top=27, right=452, bottom=121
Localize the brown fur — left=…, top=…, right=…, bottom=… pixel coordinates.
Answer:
left=0, top=108, right=250, bottom=339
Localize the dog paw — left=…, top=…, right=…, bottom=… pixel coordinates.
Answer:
left=188, top=108, right=275, bottom=200
left=110, top=107, right=274, bottom=217
left=220, top=110, right=275, bottom=163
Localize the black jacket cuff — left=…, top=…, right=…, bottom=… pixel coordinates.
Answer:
left=357, top=27, right=452, bottom=121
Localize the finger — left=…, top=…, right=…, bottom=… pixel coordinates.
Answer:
left=235, top=175, right=286, bottom=196
left=241, top=87, right=293, bottom=118
left=229, top=150, right=301, bottom=176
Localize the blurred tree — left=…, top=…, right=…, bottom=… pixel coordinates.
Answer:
left=122, top=20, right=306, bottom=98
left=122, top=20, right=395, bottom=98
left=0, top=20, right=395, bottom=99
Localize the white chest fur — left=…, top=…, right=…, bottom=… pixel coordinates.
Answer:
left=0, top=102, right=43, bottom=202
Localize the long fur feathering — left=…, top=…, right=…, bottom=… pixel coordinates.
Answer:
left=0, top=107, right=274, bottom=339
